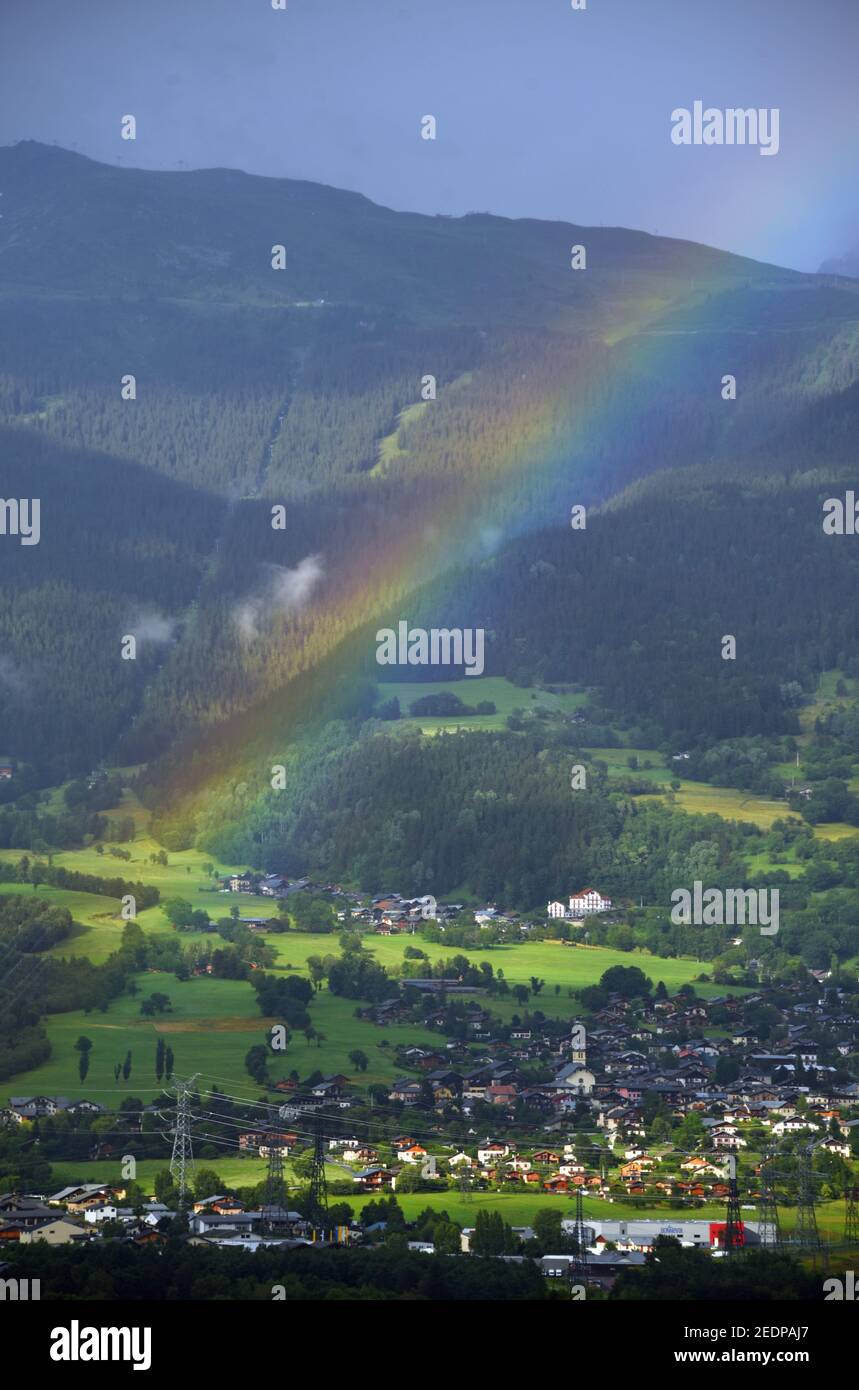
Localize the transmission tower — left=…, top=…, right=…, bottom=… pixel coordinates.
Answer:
left=723, top=1169, right=744, bottom=1255
left=845, top=1186, right=859, bottom=1247
left=457, top=1165, right=473, bottom=1203
left=793, top=1150, right=822, bottom=1251
left=756, top=1153, right=781, bottom=1249
left=569, top=1186, right=588, bottom=1283
left=263, top=1133, right=286, bottom=1231
left=168, top=1073, right=199, bottom=1210
left=305, top=1113, right=328, bottom=1231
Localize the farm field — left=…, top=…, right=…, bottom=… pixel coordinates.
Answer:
left=598, top=753, right=859, bottom=842
left=47, top=1156, right=269, bottom=1192
left=0, top=787, right=279, bottom=963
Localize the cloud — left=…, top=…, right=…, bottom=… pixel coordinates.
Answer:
left=233, top=555, right=324, bottom=640
left=127, top=610, right=178, bottom=647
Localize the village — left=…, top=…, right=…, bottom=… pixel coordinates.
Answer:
left=3, top=927, right=858, bottom=1287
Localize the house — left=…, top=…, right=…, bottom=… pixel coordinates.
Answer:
left=568, top=888, right=613, bottom=916
left=397, top=1144, right=428, bottom=1164
left=712, top=1130, right=748, bottom=1150
left=543, top=1175, right=570, bottom=1193
left=66, top=1187, right=125, bottom=1214
left=548, top=889, right=612, bottom=918
left=192, top=1195, right=246, bottom=1216
left=389, top=1079, right=422, bottom=1105
left=227, top=874, right=255, bottom=893
left=619, top=1159, right=654, bottom=1179
left=0, top=1202, right=56, bottom=1238
left=189, top=1212, right=259, bottom=1237
left=0, top=757, right=13, bottom=780
left=19, top=1219, right=90, bottom=1246
left=259, top=874, right=288, bottom=896
left=9, top=1096, right=68, bottom=1119
left=353, top=1167, right=394, bottom=1190
left=486, top=1084, right=518, bottom=1106
left=477, top=1142, right=510, bottom=1165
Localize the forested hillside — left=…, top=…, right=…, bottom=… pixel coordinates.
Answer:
left=3, top=141, right=859, bottom=865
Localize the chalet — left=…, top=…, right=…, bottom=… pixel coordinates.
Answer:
left=259, top=874, right=288, bottom=896
left=711, top=1130, right=748, bottom=1150
left=192, top=1195, right=246, bottom=1216
left=0, top=1200, right=55, bottom=1229
left=389, top=1079, right=422, bottom=1105
left=9, top=1096, right=68, bottom=1119
left=619, top=1159, right=655, bottom=1179
left=486, top=1084, right=518, bottom=1107
left=448, top=1152, right=474, bottom=1169
left=397, top=1143, right=428, bottom=1164
left=477, top=1142, right=510, bottom=1165
left=543, top=1175, right=570, bottom=1193
left=353, top=1167, right=394, bottom=1190
left=67, top=1188, right=126, bottom=1213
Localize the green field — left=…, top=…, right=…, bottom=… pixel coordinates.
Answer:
left=744, top=852, right=805, bottom=879
left=590, top=741, right=859, bottom=842
left=46, top=1156, right=270, bottom=1192
left=0, top=970, right=446, bottom=1102
left=0, top=786, right=280, bottom=963
left=349, top=1189, right=851, bottom=1240
left=377, top=676, right=587, bottom=734
left=1, top=930, right=728, bottom=1103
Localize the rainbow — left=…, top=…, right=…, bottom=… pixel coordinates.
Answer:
left=155, top=254, right=771, bottom=824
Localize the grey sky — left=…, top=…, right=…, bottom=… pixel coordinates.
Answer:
left=0, top=0, right=857, bottom=271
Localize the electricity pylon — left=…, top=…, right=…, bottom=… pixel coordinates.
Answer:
left=168, top=1073, right=200, bottom=1211
left=263, top=1133, right=286, bottom=1231
left=305, top=1114, right=328, bottom=1231
left=844, top=1186, right=859, bottom=1247
left=793, top=1148, right=821, bottom=1251
left=569, top=1186, right=588, bottom=1283
left=756, top=1152, right=781, bottom=1249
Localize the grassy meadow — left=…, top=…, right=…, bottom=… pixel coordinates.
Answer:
left=377, top=676, right=587, bottom=734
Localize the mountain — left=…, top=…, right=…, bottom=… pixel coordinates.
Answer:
left=818, top=247, right=859, bottom=279
left=3, top=141, right=859, bottom=843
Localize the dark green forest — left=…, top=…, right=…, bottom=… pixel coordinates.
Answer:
left=3, top=141, right=859, bottom=904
